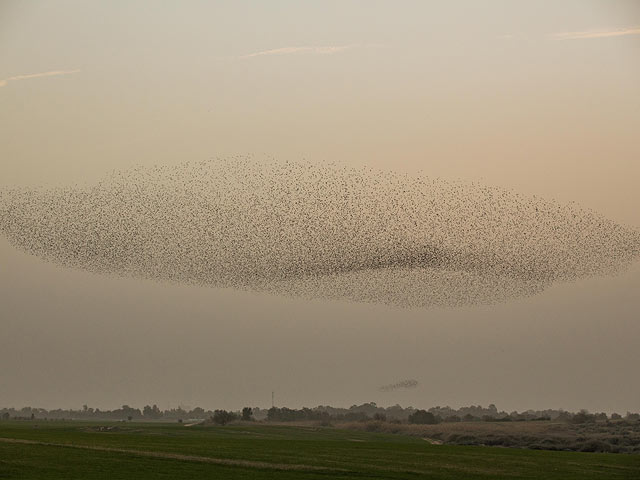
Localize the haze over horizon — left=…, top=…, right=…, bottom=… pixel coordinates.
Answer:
left=1, top=0, right=639, bottom=414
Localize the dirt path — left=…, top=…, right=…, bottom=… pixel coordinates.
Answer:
left=0, top=437, right=343, bottom=472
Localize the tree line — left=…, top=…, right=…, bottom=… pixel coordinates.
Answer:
left=2, top=403, right=639, bottom=425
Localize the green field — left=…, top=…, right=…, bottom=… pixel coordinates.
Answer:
left=1, top=421, right=639, bottom=479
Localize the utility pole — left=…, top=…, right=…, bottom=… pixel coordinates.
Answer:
left=272, top=391, right=274, bottom=408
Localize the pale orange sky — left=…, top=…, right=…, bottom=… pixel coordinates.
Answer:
left=1, top=1, right=639, bottom=413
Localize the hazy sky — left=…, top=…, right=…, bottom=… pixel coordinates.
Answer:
left=1, top=1, right=639, bottom=413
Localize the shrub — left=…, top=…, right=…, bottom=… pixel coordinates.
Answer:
left=365, top=421, right=381, bottom=432
left=579, top=440, right=612, bottom=453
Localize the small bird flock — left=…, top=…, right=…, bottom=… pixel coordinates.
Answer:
left=380, top=379, right=419, bottom=392
left=1, top=156, right=638, bottom=308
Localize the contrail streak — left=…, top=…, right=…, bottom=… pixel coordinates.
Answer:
left=0, top=69, right=80, bottom=88
left=552, top=27, right=640, bottom=40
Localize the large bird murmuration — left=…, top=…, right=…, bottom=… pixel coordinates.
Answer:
left=1, top=157, right=639, bottom=308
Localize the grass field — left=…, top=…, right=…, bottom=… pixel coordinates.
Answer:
left=1, top=421, right=639, bottom=479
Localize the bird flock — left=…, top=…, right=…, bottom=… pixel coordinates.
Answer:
left=380, top=379, right=419, bottom=392
left=1, top=156, right=638, bottom=308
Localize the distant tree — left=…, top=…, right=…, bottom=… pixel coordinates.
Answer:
left=594, top=412, right=607, bottom=422
left=191, top=407, right=205, bottom=418
left=266, top=407, right=279, bottom=421
left=444, top=415, right=461, bottom=423
left=1, top=412, right=9, bottom=421
left=571, top=410, right=596, bottom=424
left=408, top=410, right=438, bottom=425
left=241, top=407, right=253, bottom=421
left=143, top=404, right=163, bottom=419
left=212, top=410, right=237, bottom=425
left=373, top=413, right=387, bottom=422
left=611, top=413, right=622, bottom=420
left=119, top=405, right=141, bottom=420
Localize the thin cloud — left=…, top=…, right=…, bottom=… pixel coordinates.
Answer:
left=239, top=44, right=358, bottom=59
left=552, top=27, right=640, bottom=40
left=0, top=69, right=80, bottom=88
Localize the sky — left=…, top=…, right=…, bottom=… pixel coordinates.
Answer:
left=1, top=0, right=639, bottom=413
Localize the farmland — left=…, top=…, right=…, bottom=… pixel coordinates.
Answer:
left=1, top=421, right=639, bottom=479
